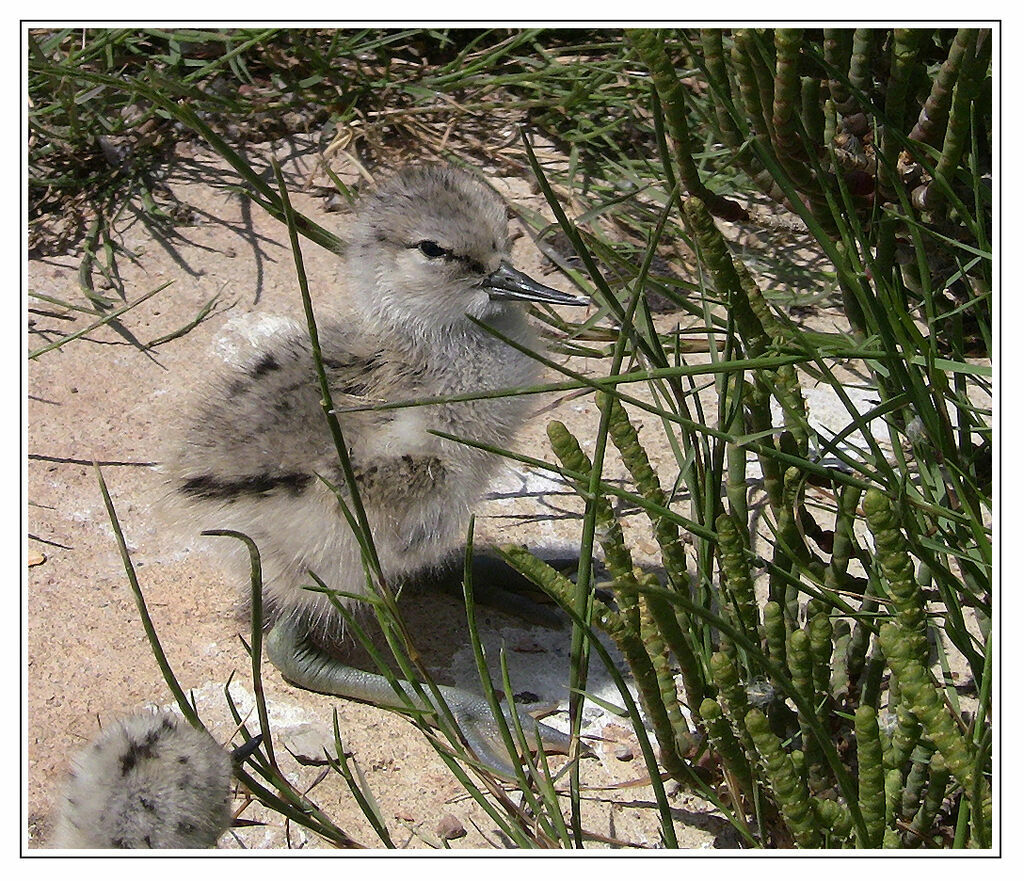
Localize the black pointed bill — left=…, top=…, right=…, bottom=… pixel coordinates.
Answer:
left=482, top=260, right=588, bottom=306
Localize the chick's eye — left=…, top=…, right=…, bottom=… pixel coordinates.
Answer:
left=417, top=240, right=448, bottom=259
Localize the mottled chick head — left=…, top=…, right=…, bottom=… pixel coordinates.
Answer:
left=51, top=710, right=232, bottom=849
left=349, top=164, right=582, bottom=332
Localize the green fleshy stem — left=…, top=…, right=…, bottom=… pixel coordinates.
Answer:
left=808, top=610, right=834, bottom=705
left=864, top=489, right=929, bottom=666
left=909, top=27, right=974, bottom=147
left=879, top=623, right=990, bottom=839
left=772, top=362, right=810, bottom=455
left=698, top=29, right=743, bottom=148
left=546, top=419, right=637, bottom=625
left=716, top=512, right=759, bottom=637
left=771, top=29, right=820, bottom=196
left=640, top=591, right=695, bottom=752
left=709, top=651, right=756, bottom=762
left=855, top=705, right=887, bottom=847
left=763, top=600, right=788, bottom=675
left=746, top=708, right=822, bottom=848
left=682, top=196, right=771, bottom=356
left=700, top=697, right=754, bottom=797
left=788, top=628, right=826, bottom=787
left=627, top=29, right=748, bottom=222
left=909, top=752, right=950, bottom=846
left=900, top=742, right=936, bottom=824
left=598, top=393, right=692, bottom=603
left=886, top=702, right=922, bottom=773
left=813, top=795, right=854, bottom=847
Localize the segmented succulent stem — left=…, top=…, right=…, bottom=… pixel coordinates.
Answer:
left=813, top=796, right=853, bottom=846
left=721, top=366, right=749, bottom=526
left=823, top=29, right=854, bottom=113
left=829, top=618, right=853, bottom=700
left=931, top=30, right=990, bottom=209
left=909, top=27, right=977, bottom=147
left=881, top=29, right=923, bottom=170
left=787, top=629, right=813, bottom=707
left=847, top=29, right=875, bottom=100
left=646, top=590, right=707, bottom=722
left=597, top=392, right=690, bottom=589
left=700, top=697, right=754, bottom=797
left=879, top=624, right=990, bottom=837
left=762, top=600, right=787, bottom=673
left=770, top=28, right=832, bottom=229
left=807, top=606, right=834, bottom=702
left=557, top=402, right=709, bottom=718
left=858, top=641, right=886, bottom=712
left=772, top=363, right=811, bottom=457
left=715, top=512, right=760, bottom=639
left=730, top=30, right=769, bottom=134
left=883, top=768, right=903, bottom=847
left=900, top=742, right=937, bottom=824
left=855, top=705, right=886, bottom=847
left=886, top=701, right=922, bottom=773
left=745, top=708, right=822, bottom=848
left=863, top=489, right=929, bottom=666
left=709, top=651, right=756, bottom=762
left=628, top=28, right=746, bottom=221
left=846, top=568, right=881, bottom=696
left=546, top=419, right=638, bottom=626
left=612, top=635, right=690, bottom=779
left=823, top=96, right=837, bottom=145
left=683, top=196, right=772, bottom=358
left=787, top=628, right=826, bottom=784
left=699, top=28, right=742, bottom=148
left=800, top=75, right=824, bottom=148
left=743, top=380, right=783, bottom=511
left=769, top=467, right=810, bottom=624
left=909, top=752, right=950, bottom=846
left=743, top=30, right=779, bottom=145
left=771, top=29, right=811, bottom=184
left=640, top=590, right=695, bottom=753
left=826, top=484, right=863, bottom=593
left=725, top=440, right=748, bottom=526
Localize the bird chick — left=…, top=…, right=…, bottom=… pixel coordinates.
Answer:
left=166, top=164, right=587, bottom=775
left=50, top=710, right=232, bottom=849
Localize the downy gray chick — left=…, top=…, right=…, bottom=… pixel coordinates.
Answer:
left=50, top=710, right=232, bottom=849
left=166, top=164, right=587, bottom=776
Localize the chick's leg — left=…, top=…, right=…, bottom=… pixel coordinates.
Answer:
left=265, top=617, right=571, bottom=779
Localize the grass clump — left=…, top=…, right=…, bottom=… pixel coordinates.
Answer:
left=499, top=27, right=991, bottom=848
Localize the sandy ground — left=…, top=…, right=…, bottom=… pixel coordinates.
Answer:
left=27, top=138, right=753, bottom=851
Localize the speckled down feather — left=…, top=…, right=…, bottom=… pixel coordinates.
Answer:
left=51, top=710, right=232, bottom=849
left=164, top=165, right=549, bottom=639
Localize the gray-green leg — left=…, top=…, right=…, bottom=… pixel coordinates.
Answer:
left=265, top=618, right=572, bottom=779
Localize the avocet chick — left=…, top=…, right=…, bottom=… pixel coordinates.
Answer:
left=166, top=164, right=587, bottom=776
left=51, top=710, right=232, bottom=849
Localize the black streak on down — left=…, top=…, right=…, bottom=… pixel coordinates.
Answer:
left=180, top=472, right=312, bottom=500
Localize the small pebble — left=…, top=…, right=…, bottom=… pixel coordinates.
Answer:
left=436, top=814, right=467, bottom=841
